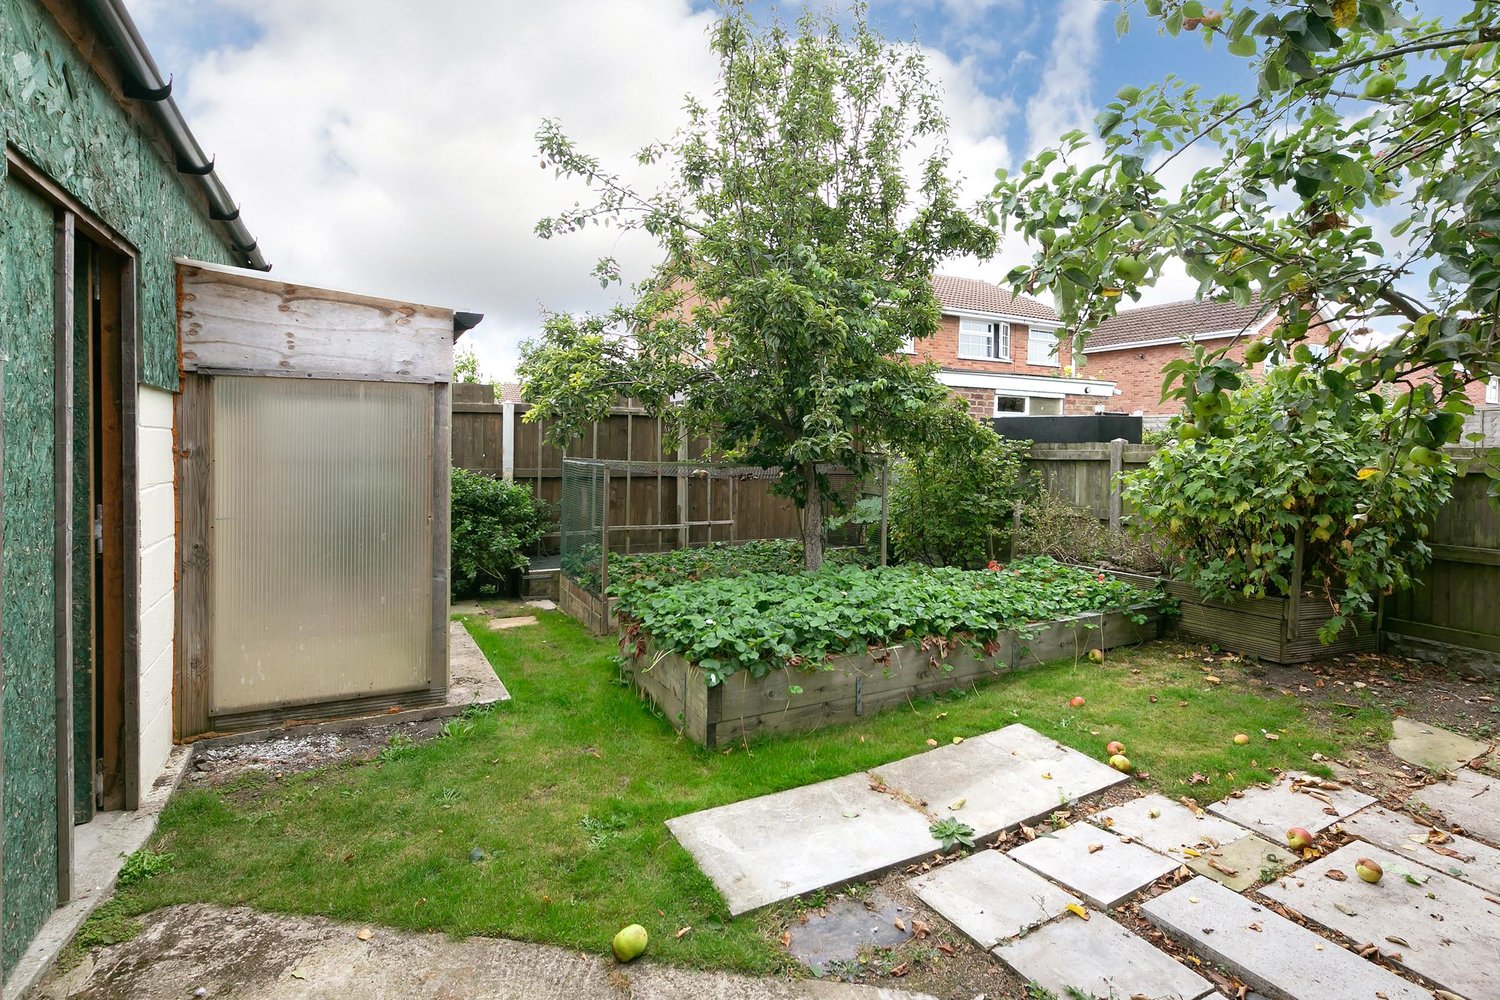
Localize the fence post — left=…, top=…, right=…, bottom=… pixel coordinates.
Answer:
left=1108, top=438, right=1125, bottom=533
left=501, top=400, right=515, bottom=481
left=878, top=461, right=889, bottom=566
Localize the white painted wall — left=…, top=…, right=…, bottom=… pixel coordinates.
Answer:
left=136, top=386, right=176, bottom=793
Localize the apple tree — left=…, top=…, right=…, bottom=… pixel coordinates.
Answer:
left=993, top=0, right=1500, bottom=493
left=519, top=4, right=997, bottom=569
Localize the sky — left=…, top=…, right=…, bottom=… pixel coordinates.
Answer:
left=129, top=0, right=1262, bottom=381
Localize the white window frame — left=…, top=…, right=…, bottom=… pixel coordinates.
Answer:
left=1027, top=328, right=1061, bottom=368
left=993, top=393, right=1029, bottom=417
left=898, top=334, right=916, bottom=355
left=958, top=318, right=1010, bottom=361
left=1488, top=377, right=1498, bottom=405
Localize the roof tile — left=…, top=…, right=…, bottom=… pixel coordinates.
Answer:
left=932, top=274, right=1059, bottom=324
left=1083, top=297, right=1273, bottom=352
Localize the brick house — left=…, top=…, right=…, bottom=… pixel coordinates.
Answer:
left=908, top=275, right=1120, bottom=420
left=1081, top=297, right=1497, bottom=423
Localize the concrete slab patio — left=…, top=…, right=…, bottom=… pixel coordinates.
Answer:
left=1008, top=822, right=1179, bottom=909
left=665, top=772, right=937, bottom=916
left=1338, top=804, right=1500, bottom=894
left=1407, top=766, right=1500, bottom=843
left=1206, top=771, right=1374, bottom=842
left=1388, top=716, right=1491, bottom=773
left=909, top=849, right=1078, bottom=949
left=38, top=904, right=937, bottom=1000
left=1262, top=841, right=1500, bottom=1000
left=992, top=913, right=1214, bottom=1000
left=1142, top=877, right=1430, bottom=1000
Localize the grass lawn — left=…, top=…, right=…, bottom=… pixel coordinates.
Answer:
left=97, top=608, right=1387, bottom=975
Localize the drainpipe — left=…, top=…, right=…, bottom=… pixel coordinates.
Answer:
left=79, top=0, right=270, bottom=271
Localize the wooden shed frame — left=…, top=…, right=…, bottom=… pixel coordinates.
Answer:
left=172, top=260, right=471, bottom=737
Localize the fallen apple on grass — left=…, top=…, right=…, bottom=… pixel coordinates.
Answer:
left=1087, top=648, right=1105, bottom=664
left=1108, top=754, right=1132, bottom=773
left=612, top=924, right=649, bottom=962
left=1106, top=740, right=1126, bottom=755
left=1285, top=827, right=1313, bottom=851
left=1355, top=858, right=1383, bottom=884
left=1233, top=733, right=1250, bottom=745
left=1069, top=696, right=1086, bottom=708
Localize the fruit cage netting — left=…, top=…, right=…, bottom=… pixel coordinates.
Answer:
left=558, top=458, right=886, bottom=595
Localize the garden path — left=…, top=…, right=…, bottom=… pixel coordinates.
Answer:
left=669, top=721, right=1500, bottom=1000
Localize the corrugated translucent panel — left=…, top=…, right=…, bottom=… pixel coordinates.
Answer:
left=210, top=377, right=434, bottom=714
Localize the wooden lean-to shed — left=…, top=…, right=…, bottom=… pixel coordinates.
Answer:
left=174, top=260, right=479, bottom=736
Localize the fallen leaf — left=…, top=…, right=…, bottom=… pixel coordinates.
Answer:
left=937, top=942, right=956, bottom=956
left=1264, top=733, right=1280, bottom=741
left=356, top=928, right=372, bottom=941
left=925, top=738, right=938, bottom=748
left=951, top=736, right=964, bottom=745
left=1205, top=675, right=1222, bottom=685
left=779, top=931, right=792, bottom=947
left=1088, top=843, right=1104, bottom=854
left=949, top=798, right=966, bottom=811
left=1065, top=903, right=1090, bottom=920
left=1385, top=935, right=1409, bottom=947
left=1248, top=922, right=1261, bottom=932
left=675, top=926, right=692, bottom=939
left=1182, top=848, right=1202, bottom=857
left=1325, top=869, right=1348, bottom=881
left=1041, top=772, right=1053, bottom=780
left=290, top=969, right=308, bottom=981
left=911, top=919, right=931, bottom=939
left=1336, top=903, right=1357, bottom=917
left=893, top=917, right=905, bottom=932
left=889, top=961, right=909, bottom=977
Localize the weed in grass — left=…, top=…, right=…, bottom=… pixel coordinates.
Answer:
left=375, top=733, right=419, bottom=763
left=117, top=849, right=173, bottom=888
left=579, top=812, right=628, bottom=850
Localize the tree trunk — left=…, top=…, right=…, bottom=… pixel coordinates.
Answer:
left=802, top=461, right=824, bottom=571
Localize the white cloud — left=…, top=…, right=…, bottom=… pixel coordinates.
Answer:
left=1023, top=0, right=1102, bottom=155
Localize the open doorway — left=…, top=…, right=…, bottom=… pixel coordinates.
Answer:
left=70, top=236, right=128, bottom=822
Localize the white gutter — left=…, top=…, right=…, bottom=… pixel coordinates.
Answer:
left=942, top=306, right=1063, bottom=330
left=935, top=369, right=1118, bottom=398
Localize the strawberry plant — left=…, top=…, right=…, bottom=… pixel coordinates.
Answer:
left=614, top=556, right=1153, bottom=685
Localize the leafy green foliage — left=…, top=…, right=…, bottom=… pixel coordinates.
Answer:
left=117, top=849, right=174, bottom=889
left=615, top=557, right=1153, bottom=684
left=565, top=539, right=868, bottom=595
left=887, top=402, right=1033, bottom=568
left=520, top=5, right=998, bottom=568
left=452, top=346, right=484, bottom=384
left=994, top=0, right=1500, bottom=496
left=1124, top=369, right=1454, bottom=640
left=1015, top=489, right=1164, bottom=573
left=450, top=467, right=550, bottom=598
left=928, top=818, right=976, bottom=852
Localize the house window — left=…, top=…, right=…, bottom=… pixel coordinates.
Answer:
left=1488, top=378, right=1498, bottom=405
left=994, top=394, right=1027, bottom=416
left=1027, top=328, right=1061, bottom=367
left=959, top=318, right=1010, bottom=361
left=898, top=334, right=916, bottom=355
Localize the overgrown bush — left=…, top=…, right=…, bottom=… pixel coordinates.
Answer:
left=1123, top=369, right=1455, bottom=641
left=451, top=468, right=550, bottom=598
left=566, top=539, right=868, bottom=595
left=887, top=404, right=1032, bottom=568
left=1015, top=489, right=1163, bottom=574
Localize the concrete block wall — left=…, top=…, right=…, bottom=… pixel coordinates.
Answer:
left=136, top=387, right=176, bottom=792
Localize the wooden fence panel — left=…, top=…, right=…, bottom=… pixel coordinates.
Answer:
left=1023, top=440, right=1499, bottom=664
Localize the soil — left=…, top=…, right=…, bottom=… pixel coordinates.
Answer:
left=188, top=716, right=449, bottom=790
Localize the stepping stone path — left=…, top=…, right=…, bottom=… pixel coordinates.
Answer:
left=1407, top=766, right=1500, bottom=843
left=1008, top=822, right=1179, bottom=909
left=1143, top=877, right=1431, bottom=1000
left=993, top=913, right=1215, bottom=1000
left=668, top=723, right=1498, bottom=997
left=488, top=615, right=538, bottom=630
left=1262, top=841, right=1500, bottom=1000
left=1093, top=794, right=1295, bottom=891
left=1207, top=771, right=1374, bottom=842
left=1388, top=716, right=1491, bottom=772
left=667, top=725, right=1126, bottom=915
left=1339, top=803, right=1500, bottom=895
left=910, top=850, right=1078, bottom=949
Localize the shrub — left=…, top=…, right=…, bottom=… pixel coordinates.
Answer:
left=566, top=539, right=868, bottom=595
left=1123, top=369, right=1454, bottom=641
left=1015, top=489, right=1163, bottom=574
left=451, top=468, right=550, bottom=598
left=615, top=556, right=1151, bottom=684
left=887, top=403, right=1032, bottom=568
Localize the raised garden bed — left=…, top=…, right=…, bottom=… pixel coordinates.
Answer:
left=1162, top=579, right=1376, bottom=664
left=559, top=572, right=616, bottom=635
left=626, top=607, right=1160, bottom=747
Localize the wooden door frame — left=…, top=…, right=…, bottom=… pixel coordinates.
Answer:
left=6, top=147, right=143, bottom=909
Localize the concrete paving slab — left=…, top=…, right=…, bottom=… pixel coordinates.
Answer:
left=1142, top=877, right=1430, bottom=1000
left=1184, top=834, right=1296, bottom=893
left=909, top=849, right=1079, bottom=949
left=1008, top=822, right=1178, bottom=909
left=1389, top=716, right=1490, bottom=773
left=666, top=772, right=938, bottom=915
left=1093, top=793, right=1251, bottom=858
left=992, top=913, right=1214, bottom=1000
left=870, top=724, right=1127, bottom=840
left=784, top=893, right=915, bottom=973
left=1407, top=767, right=1500, bottom=844
left=1206, top=772, right=1374, bottom=842
left=37, top=903, right=938, bottom=1000
left=1262, top=841, right=1500, bottom=1000
left=449, top=621, right=510, bottom=703
left=526, top=598, right=559, bottom=611
left=1339, top=804, right=1500, bottom=895
left=449, top=600, right=483, bottom=615
left=489, top=615, right=539, bottom=630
